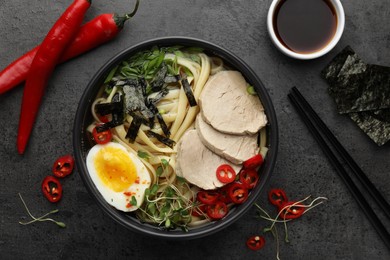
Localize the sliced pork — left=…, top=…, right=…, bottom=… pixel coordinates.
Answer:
left=176, top=129, right=241, bottom=190
left=195, top=114, right=258, bottom=164
left=199, top=70, right=267, bottom=135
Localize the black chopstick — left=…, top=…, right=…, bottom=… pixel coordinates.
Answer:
left=291, top=86, right=390, bottom=219
left=288, top=87, right=390, bottom=249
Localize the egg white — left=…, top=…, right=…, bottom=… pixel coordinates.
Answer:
left=86, top=142, right=151, bottom=212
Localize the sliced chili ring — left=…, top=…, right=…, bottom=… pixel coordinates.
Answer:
left=228, top=183, right=249, bottom=204
left=243, top=154, right=263, bottom=169
left=52, top=154, right=75, bottom=178
left=218, top=184, right=233, bottom=204
left=239, top=169, right=259, bottom=189
left=41, top=176, right=63, bottom=203
left=246, top=235, right=265, bottom=250
left=206, top=201, right=228, bottom=219
left=278, top=201, right=305, bottom=219
left=268, top=188, right=288, bottom=208
left=197, top=191, right=219, bottom=205
left=92, top=124, right=112, bottom=144
left=191, top=204, right=207, bottom=217
left=216, top=164, right=236, bottom=183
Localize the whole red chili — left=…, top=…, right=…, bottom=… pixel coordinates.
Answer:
left=278, top=201, right=305, bottom=219
left=0, top=0, right=140, bottom=95
left=228, top=183, right=249, bottom=204
left=206, top=201, right=228, bottom=219
left=42, top=176, right=63, bottom=203
left=268, top=188, right=288, bottom=208
left=52, top=155, right=75, bottom=178
left=17, top=0, right=92, bottom=154
left=246, top=235, right=265, bottom=251
left=239, top=169, right=259, bottom=189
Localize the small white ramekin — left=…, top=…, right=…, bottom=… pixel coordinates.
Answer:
left=267, top=0, right=345, bottom=60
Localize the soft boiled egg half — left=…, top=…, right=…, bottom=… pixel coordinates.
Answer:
left=86, top=142, right=151, bottom=212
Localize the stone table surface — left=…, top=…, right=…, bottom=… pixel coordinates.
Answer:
left=0, top=0, right=389, bottom=259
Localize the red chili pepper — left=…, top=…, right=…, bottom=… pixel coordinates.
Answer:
left=52, top=155, right=75, bottom=178
left=228, top=183, right=249, bottom=204
left=243, top=154, right=263, bottom=169
left=0, top=0, right=140, bottom=95
left=278, top=201, right=305, bottom=219
left=17, top=0, right=91, bottom=154
left=191, top=204, right=207, bottom=217
left=92, top=125, right=112, bottom=144
left=42, top=176, right=63, bottom=203
left=197, top=191, right=219, bottom=205
left=218, top=184, right=233, bottom=204
left=268, top=188, right=289, bottom=208
left=216, top=164, right=236, bottom=184
left=246, top=235, right=265, bottom=250
left=239, top=169, right=259, bottom=189
left=206, top=201, right=228, bottom=219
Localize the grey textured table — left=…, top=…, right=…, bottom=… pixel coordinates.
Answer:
left=1, top=0, right=389, bottom=259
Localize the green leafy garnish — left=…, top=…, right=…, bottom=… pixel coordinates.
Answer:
left=130, top=196, right=137, bottom=206
left=137, top=150, right=151, bottom=160
left=18, top=193, right=66, bottom=228
left=247, top=85, right=257, bottom=95
left=104, top=65, right=119, bottom=84
left=136, top=158, right=194, bottom=231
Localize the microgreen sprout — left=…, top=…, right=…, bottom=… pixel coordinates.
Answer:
left=18, top=193, right=66, bottom=228
left=253, top=196, right=327, bottom=260
left=136, top=158, right=195, bottom=231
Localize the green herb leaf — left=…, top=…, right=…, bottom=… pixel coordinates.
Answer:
left=130, top=196, right=137, bottom=206
left=165, top=218, right=171, bottom=228
left=150, top=184, right=159, bottom=196
left=247, top=85, right=257, bottom=95
left=104, top=65, right=119, bottom=84
left=137, top=150, right=151, bottom=160
left=161, top=158, right=169, bottom=167
left=156, top=166, right=163, bottom=177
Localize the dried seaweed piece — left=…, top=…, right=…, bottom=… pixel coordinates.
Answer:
left=95, top=94, right=124, bottom=132
left=331, top=64, right=390, bottom=113
left=123, top=84, right=154, bottom=119
left=349, top=112, right=390, bottom=146
left=146, top=130, right=175, bottom=148
left=321, top=46, right=390, bottom=146
left=181, top=78, right=197, bottom=107
left=125, top=114, right=144, bottom=143
left=328, top=54, right=367, bottom=97
left=370, top=108, right=390, bottom=123
left=321, top=46, right=356, bottom=83
left=148, top=103, right=170, bottom=137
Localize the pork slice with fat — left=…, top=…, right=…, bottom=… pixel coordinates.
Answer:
left=176, top=129, right=241, bottom=190
left=199, top=70, right=267, bottom=135
left=196, top=114, right=258, bottom=164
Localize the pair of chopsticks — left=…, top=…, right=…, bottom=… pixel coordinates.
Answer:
left=288, top=86, right=390, bottom=249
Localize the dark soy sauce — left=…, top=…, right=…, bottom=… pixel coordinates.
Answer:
left=273, top=0, right=337, bottom=54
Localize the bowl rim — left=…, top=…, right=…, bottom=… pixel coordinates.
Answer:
left=73, top=36, right=279, bottom=240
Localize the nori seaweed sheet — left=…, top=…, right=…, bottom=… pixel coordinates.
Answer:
left=329, top=64, right=390, bottom=114
left=321, top=46, right=390, bottom=146
left=349, top=112, right=390, bottom=146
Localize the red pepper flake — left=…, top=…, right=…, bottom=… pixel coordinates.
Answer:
left=123, top=191, right=134, bottom=196
left=135, top=177, right=140, bottom=184
left=126, top=203, right=131, bottom=208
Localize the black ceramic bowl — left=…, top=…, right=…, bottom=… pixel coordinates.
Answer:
left=73, top=37, right=278, bottom=239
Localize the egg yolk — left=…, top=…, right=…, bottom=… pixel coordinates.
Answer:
left=94, top=146, right=137, bottom=192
